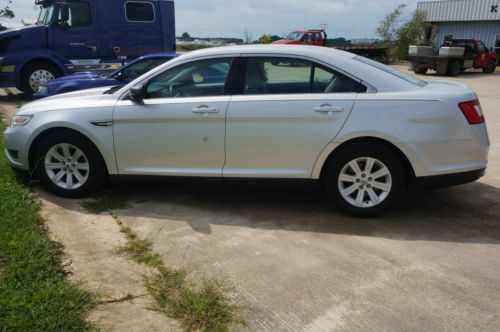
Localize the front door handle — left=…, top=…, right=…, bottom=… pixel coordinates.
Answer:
left=87, top=45, right=97, bottom=52
left=314, top=104, right=344, bottom=113
left=192, top=105, right=219, bottom=114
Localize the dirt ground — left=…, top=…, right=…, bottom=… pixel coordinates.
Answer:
left=1, top=66, right=500, bottom=331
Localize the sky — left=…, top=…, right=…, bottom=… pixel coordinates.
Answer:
left=3, top=0, right=425, bottom=39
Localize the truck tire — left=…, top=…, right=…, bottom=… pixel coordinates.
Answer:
left=414, top=67, right=428, bottom=75
left=482, top=61, right=496, bottom=74
left=447, top=61, right=461, bottom=76
left=20, top=61, right=62, bottom=97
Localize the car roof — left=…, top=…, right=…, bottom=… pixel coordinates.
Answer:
left=179, top=44, right=356, bottom=60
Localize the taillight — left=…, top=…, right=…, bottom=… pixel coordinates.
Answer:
left=459, top=99, right=485, bottom=125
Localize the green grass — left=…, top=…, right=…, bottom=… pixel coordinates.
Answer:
left=145, top=268, right=240, bottom=332
left=82, top=171, right=242, bottom=331
left=116, top=238, right=164, bottom=269
left=0, top=118, right=97, bottom=330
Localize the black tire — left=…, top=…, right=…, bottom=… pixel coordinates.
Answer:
left=482, top=61, right=496, bottom=74
left=414, top=67, right=428, bottom=75
left=20, top=61, right=62, bottom=97
left=447, top=61, right=461, bottom=76
left=323, top=142, right=405, bottom=218
left=33, top=131, right=106, bottom=197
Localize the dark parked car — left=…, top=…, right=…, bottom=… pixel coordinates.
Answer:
left=34, top=52, right=178, bottom=99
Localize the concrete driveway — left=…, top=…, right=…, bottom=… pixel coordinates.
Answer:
left=1, top=67, right=500, bottom=331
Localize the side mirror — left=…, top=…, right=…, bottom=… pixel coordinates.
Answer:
left=129, top=85, right=145, bottom=101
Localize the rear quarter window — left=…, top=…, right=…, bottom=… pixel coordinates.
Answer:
left=354, top=56, right=426, bottom=87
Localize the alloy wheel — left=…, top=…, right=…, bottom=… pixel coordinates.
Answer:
left=337, top=157, right=392, bottom=208
left=44, top=143, right=90, bottom=190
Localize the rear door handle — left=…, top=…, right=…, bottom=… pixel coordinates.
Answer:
left=192, top=105, right=219, bottom=114
left=314, top=104, right=344, bottom=113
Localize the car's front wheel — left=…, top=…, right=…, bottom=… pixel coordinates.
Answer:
left=34, top=131, right=106, bottom=197
left=324, top=142, right=405, bottom=217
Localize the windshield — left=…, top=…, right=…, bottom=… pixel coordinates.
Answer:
left=354, top=56, right=427, bottom=87
left=113, top=58, right=170, bottom=81
left=37, top=5, right=55, bottom=25
left=286, top=31, right=303, bottom=40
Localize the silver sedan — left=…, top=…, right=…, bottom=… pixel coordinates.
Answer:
left=3, top=45, right=490, bottom=217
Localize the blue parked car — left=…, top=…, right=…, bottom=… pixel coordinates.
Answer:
left=34, top=53, right=178, bottom=99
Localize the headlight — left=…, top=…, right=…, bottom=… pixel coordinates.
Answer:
left=11, top=115, right=33, bottom=127
left=38, top=85, right=48, bottom=93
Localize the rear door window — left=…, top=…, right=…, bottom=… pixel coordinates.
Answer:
left=243, top=58, right=312, bottom=95
left=242, top=57, right=364, bottom=95
left=312, top=65, right=364, bottom=93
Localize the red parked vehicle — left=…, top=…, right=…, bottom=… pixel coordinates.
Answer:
left=273, top=29, right=327, bottom=46
left=408, top=39, right=497, bottom=76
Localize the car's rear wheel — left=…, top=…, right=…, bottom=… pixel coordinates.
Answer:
left=34, top=131, right=105, bottom=197
left=324, top=142, right=405, bottom=217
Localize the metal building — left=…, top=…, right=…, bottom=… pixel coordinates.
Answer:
left=417, top=0, right=500, bottom=54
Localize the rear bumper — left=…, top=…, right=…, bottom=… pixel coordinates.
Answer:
left=416, top=168, right=486, bottom=190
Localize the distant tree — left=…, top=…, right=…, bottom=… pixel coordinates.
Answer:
left=0, top=0, right=14, bottom=31
left=394, top=10, right=435, bottom=58
left=259, top=34, right=273, bottom=44
left=377, top=4, right=435, bottom=60
left=270, top=35, right=281, bottom=42
left=377, top=4, right=406, bottom=42
left=180, top=32, right=191, bottom=40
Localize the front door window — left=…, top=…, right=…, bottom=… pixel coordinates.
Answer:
left=145, top=58, right=232, bottom=99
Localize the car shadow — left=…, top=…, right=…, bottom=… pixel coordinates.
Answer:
left=40, top=180, right=500, bottom=245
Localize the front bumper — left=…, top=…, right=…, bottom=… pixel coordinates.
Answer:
left=3, top=125, right=32, bottom=170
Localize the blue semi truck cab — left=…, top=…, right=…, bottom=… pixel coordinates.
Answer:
left=0, top=0, right=175, bottom=96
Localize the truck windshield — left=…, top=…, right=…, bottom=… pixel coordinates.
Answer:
left=37, top=5, right=55, bottom=25
left=286, top=32, right=303, bottom=40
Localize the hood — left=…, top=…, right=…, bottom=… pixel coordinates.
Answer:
left=45, top=71, right=110, bottom=86
left=18, top=86, right=118, bottom=115
left=0, top=25, right=47, bottom=53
